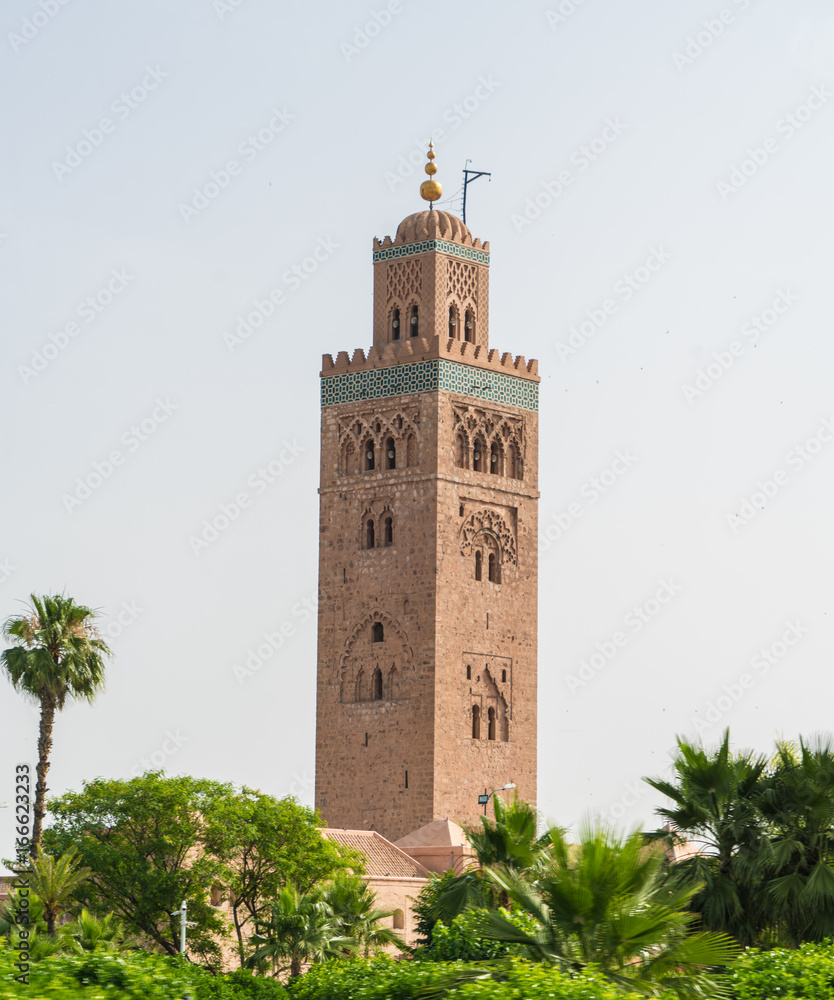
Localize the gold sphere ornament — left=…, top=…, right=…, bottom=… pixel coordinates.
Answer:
left=420, top=141, right=442, bottom=204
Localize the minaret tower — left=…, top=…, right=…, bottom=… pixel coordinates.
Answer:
left=315, top=147, right=539, bottom=841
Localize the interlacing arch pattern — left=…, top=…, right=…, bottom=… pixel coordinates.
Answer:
left=338, top=408, right=421, bottom=474
left=452, top=405, right=524, bottom=480
left=460, top=508, right=518, bottom=566
left=338, top=608, right=413, bottom=703
left=387, top=258, right=423, bottom=305
left=446, top=260, right=478, bottom=341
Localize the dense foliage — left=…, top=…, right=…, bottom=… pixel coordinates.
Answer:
left=43, top=774, right=355, bottom=967
left=648, top=730, right=834, bottom=948
left=731, top=941, right=834, bottom=999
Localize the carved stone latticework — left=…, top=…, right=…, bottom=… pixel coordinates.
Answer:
left=459, top=508, right=518, bottom=566
left=446, top=259, right=478, bottom=304
left=387, top=259, right=423, bottom=304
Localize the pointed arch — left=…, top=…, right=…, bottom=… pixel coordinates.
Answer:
left=460, top=508, right=518, bottom=565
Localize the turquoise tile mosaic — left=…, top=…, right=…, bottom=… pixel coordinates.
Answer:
left=321, top=359, right=538, bottom=411
left=372, top=240, right=490, bottom=266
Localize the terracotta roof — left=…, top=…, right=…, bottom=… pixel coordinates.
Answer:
left=320, top=829, right=430, bottom=879
left=395, top=818, right=469, bottom=849
left=395, top=210, right=472, bottom=246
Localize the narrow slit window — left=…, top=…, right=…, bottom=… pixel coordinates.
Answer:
left=384, top=516, right=393, bottom=546
left=472, top=704, right=481, bottom=739
left=466, top=665, right=471, bottom=679
left=410, top=304, right=419, bottom=337
left=475, top=550, right=482, bottom=581
left=465, top=308, right=475, bottom=342
left=488, top=552, right=497, bottom=583
left=392, top=307, right=401, bottom=341
left=366, top=519, right=375, bottom=549
left=488, top=706, right=496, bottom=741
left=385, top=437, right=396, bottom=470
left=365, top=442, right=375, bottom=471
left=372, top=667, right=383, bottom=700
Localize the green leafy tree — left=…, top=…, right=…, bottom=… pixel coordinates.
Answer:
left=320, top=875, right=405, bottom=956
left=645, top=728, right=769, bottom=946
left=480, top=825, right=740, bottom=999
left=1, top=593, right=111, bottom=853
left=412, top=868, right=492, bottom=948
left=201, top=788, right=357, bottom=968
left=247, top=885, right=355, bottom=978
left=44, top=773, right=234, bottom=964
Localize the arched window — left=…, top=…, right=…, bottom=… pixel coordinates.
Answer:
left=449, top=304, right=459, bottom=339
left=472, top=439, right=484, bottom=473
left=365, top=519, right=375, bottom=549
left=372, top=622, right=384, bottom=643
left=475, top=550, right=482, bottom=581
left=490, top=441, right=502, bottom=475
left=385, top=437, right=396, bottom=470
left=354, top=669, right=364, bottom=702
left=488, top=552, right=497, bottom=583
left=210, top=885, right=223, bottom=906
left=472, top=704, right=481, bottom=739
left=388, top=664, right=398, bottom=699
left=466, top=664, right=471, bottom=680
left=392, top=307, right=401, bottom=341
left=406, top=434, right=417, bottom=467
left=454, top=433, right=466, bottom=469
left=487, top=706, right=496, bottom=741
left=383, top=516, right=393, bottom=546
left=372, top=667, right=383, bottom=701
left=465, top=308, right=475, bottom=342
left=393, top=909, right=404, bottom=930
left=410, top=304, right=419, bottom=338
left=364, top=441, right=375, bottom=471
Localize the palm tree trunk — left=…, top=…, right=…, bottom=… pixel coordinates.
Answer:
left=32, top=696, right=56, bottom=856
left=290, top=955, right=302, bottom=978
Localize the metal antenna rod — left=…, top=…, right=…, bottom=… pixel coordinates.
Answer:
left=462, top=160, right=492, bottom=225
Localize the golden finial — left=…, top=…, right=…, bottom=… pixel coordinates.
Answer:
left=420, top=141, right=442, bottom=207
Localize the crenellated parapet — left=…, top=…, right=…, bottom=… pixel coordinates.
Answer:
left=322, top=335, right=538, bottom=380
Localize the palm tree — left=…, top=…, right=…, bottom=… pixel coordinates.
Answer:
left=2, top=593, right=111, bottom=853
left=321, top=875, right=405, bottom=956
left=480, top=825, right=739, bottom=998
left=757, top=736, right=834, bottom=945
left=247, top=885, right=356, bottom=977
left=645, top=729, right=769, bottom=946
left=67, top=908, right=133, bottom=952
left=28, top=845, right=92, bottom=936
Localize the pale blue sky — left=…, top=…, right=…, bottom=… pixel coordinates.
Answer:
left=3, top=0, right=834, bottom=856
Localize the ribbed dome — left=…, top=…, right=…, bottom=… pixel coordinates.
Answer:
left=395, top=210, right=472, bottom=245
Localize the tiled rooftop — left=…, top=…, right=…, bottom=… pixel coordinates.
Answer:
left=320, top=829, right=430, bottom=879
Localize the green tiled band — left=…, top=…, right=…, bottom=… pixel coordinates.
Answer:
left=321, top=359, right=538, bottom=412
left=372, top=240, right=490, bottom=266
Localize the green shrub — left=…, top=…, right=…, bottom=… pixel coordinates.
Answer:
left=0, top=947, right=290, bottom=1000
left=732, top=942, right=834, bottom=999
left=286, top=956, right=679, bottom=1000
left=415, top=908, right=537, bottom=962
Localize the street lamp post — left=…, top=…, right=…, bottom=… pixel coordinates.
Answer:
left=477, top=782, right=515, bottom=816
left=170, top=900, right=197, bottom=956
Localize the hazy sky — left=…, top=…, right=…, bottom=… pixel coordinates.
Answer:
left=3, top=0, right=834, bottom=860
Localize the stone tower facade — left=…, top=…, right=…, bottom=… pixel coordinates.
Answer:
left=315, top=206, right=539, bottom=843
